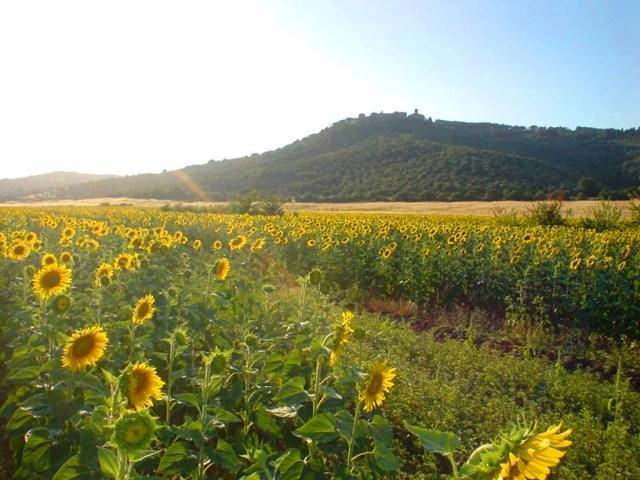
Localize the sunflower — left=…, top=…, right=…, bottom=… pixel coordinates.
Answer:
left=41, top=253, right=57, bottom=266
left=381, top=248, right=392, bottom=260
left=62, top=226, right=76, bottom=239
left=114, top=410, right=157, bottom=453
left=212, top=240, right=223, bottom=250
left=329, top=311, right=354, bottom=366
left=59, top=251, right=73, bottom=264
left=307, top=239, right=317, bottom=248
left=52, top=294, right=71, bottom=314
left=359, top=361, right=396, bottom=412
left=127, top=362, right=164, bottom=410
left=32, top=263, right=72, bottom=300
left=214, top=257, right=230, bottom=280
left=193, top=239, right=202, bottom=251
left=62, top=326, right=108, bottom=371
left=7, top=241, right=31, bottom=261
left=94, top=262, right=114, bottom=287
left=496, top=422, right=572, bottom=480
left=569, top=257, right=581, bottom=271
left=132, top=294, right=155, bottom=324
left=250, top=238, right=265, bottom=252
left=229, top=235, right=247, bottom=251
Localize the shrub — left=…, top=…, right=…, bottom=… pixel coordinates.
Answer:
left=581, top=200, right=622, bottom=231
left=527, top=200, right=568, bottom=226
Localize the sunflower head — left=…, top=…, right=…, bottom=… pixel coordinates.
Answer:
left=52, top=294, right=71, bottom=314
left=212, top=240, right=222, bottom=250
left=193, top=239, right=202, bottom=250
left=8, top=241, right=31, bottom=261
left=359, top=361, right=396, bottom=412
left=229, top=235, right=247, bottom=251
left=33, top=263, right=72, bottom=300
left=494, top=422, right=572, bottom=480
left=214, top=258, right=230, bottom=280
left=132, top=294, right=155, bottom=324
left=308, top=268, right=323, bottom=286
left=329, top=311, right=354, bottom=366
left=59, top=251, right=73, bottom=264
left=126, top=362, right=164, bottom=410
left=62, top=326, right=108, bottom=371
left=114, top=410, right=158, bottom=453
left=41, top=253, right=58, bottom=266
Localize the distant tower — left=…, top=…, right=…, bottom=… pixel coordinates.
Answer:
left=414, top=108, right=419, bottom=114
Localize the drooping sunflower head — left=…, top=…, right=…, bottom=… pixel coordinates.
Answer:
left=329, top=311, right=355, bottom=366
left=132, top=294, right=155, bottom=324
left=214, top=257, right=230, bottom=280
left=94, top=262, right=114, bottom=287
left=62, top=326, right=108, bottom=371
left=114, top=410, right=158, bottom=453
left=33, top=263, right=72, bottom=300
left=127, top=362, right=164, bottom=410
left=495, top=422, right=572, bottom=480
left=359, top=361, right=396, bottom=412
left=8, top=241, right=31, bottom=261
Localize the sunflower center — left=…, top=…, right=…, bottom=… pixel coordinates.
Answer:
left=131, top=370, right=150, bottom=394
left=72, top=336, right=95, bottom=357
left=14, top=246, right=25, bottom=255
left=124, top=421, right=148, bottom=443
left=366, top=372, right=383, bottom=396
left=40, top=270, right=62, bottom=289
left=136, top=302, right=150, bottom=318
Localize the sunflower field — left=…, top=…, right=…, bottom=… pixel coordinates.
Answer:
left=1, top=207, right=639, bottom=479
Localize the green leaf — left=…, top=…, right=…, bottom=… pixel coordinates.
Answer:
left=405, top=423, right=460, bottom=455
left=158, top=441, right=198, bottom=476
left=51, top=455, right=93, bottom=480
left=294, top=413, right=337, bottom=443
left=175, top=392, right=200, bottom=409
left=273, top=376, right=307, bottom=403
left=373, top=442, right=401, bottom=472
left=209, top=439, right=242, bottom=473
left=21, top=428, right=50, bottom=473
left=273, top=449, right=304, bottom=480
left=97, top=448, right=118, bottom=479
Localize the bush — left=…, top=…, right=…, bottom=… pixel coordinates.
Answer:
left=527, top=200, right=568, bottom=226
left=581, top=200, right=622, bottom=231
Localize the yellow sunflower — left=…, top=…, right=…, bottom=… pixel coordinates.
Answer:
left=193, top=239, right=202, bottom=251
left=359, top=361, right=396, bottom=412
left=41, top=253, right=58, bottom=266
left=497, top=422, right=572, bottom=480
left=7, top=241, right=31, bottom=261
left=214, top=257, right=230, bottom=280
left=127, top=362, right=165, bottom=410
left=59, top=251, right=73, bottom=264
left=329, top=311, right=354, bottom=366
left=62, top=326, right=109, bottom=371
left=94, top=262, right=114, bottom=287
left=32, top=263, right=72, bottom=300
left=229, top=235, right=247, bottom=251
left=132, top=294, right=155, bottom=324
left=212, top=240, right=223, bottom=250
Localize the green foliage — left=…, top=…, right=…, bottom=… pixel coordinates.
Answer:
left=581, top=200, right=623, bottom=231
left=13, top=113, right=640, bottom=202
left=527, top=200, right=568, bottom=226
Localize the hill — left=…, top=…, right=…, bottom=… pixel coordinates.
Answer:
left=0, top=171, right=118, bottom=201
left=9, top=113, right=640, bottom=201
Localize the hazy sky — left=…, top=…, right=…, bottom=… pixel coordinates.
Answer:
left=1, top=1, right=638, bottom=179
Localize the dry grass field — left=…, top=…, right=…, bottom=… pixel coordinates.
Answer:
left=0, top=198, right=634, bottom=217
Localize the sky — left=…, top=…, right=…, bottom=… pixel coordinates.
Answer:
left=0, top=0, right=638, bottom=179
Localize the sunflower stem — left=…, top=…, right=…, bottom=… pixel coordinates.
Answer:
left=346, top=399, right=361, bottom=472
left=446, top=453, right=459, bottom=478
left=312, top=356, right=322, bottom=418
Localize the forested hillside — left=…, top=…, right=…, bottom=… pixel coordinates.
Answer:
left=7, top=112, right=640, bottom=201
